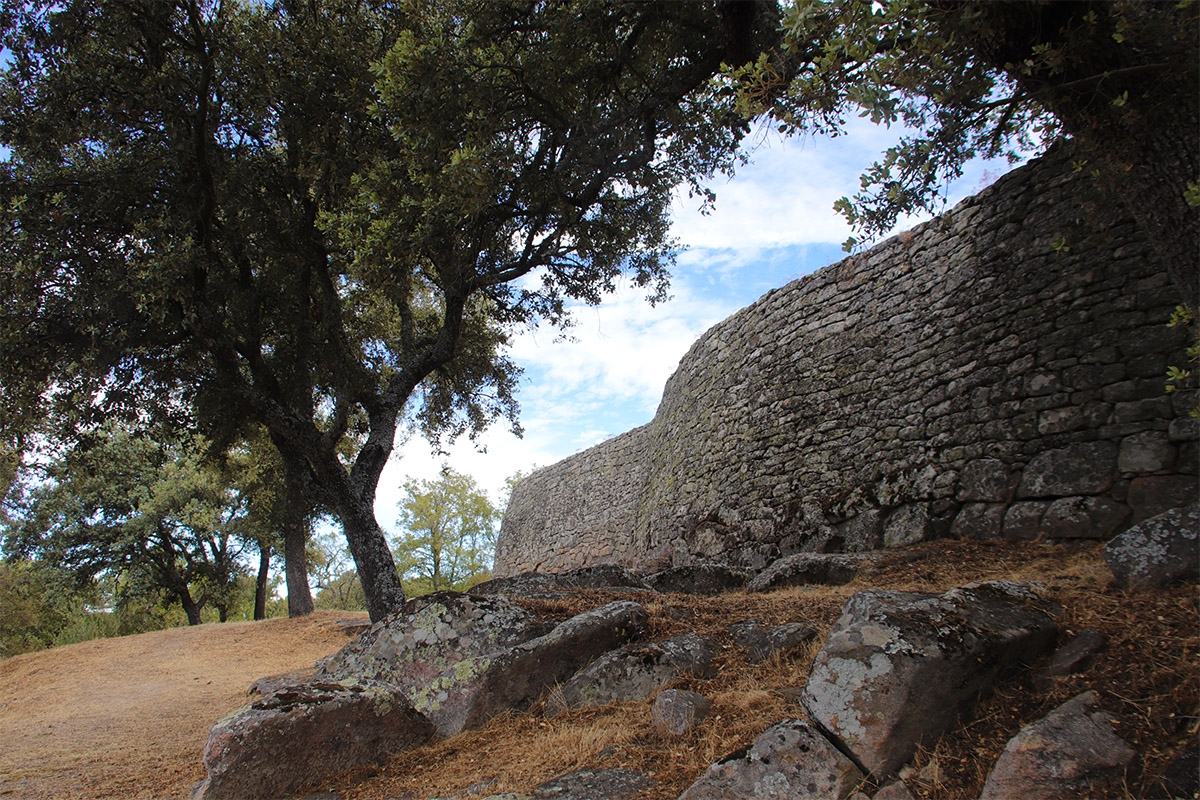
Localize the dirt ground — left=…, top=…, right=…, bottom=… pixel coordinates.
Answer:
left=0, top=609, right=366, bottom=800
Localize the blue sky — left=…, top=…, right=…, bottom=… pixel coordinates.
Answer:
left=378, top=118, right=1017, bottom=529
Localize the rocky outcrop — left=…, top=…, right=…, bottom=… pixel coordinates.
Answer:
left=546, top=633, right=718, bottom=715
left=645, top=563, right=749, bottom=595
left=979, top=691, right=1136, bottom=799
left=745, top=553, right=864, bottom=593
left=496, top=146, right=1196, bottom=576
left=192, top=682, right=435, bottom=800
left=678, top=719, right=864, bottom=800
left=801, top=581, right=1061, bottom=779
left=728, top=620, right=818, bottom=664
left=469, top=565, right=650, bottom=597
left=1103, top=502, right=1200, bottom=588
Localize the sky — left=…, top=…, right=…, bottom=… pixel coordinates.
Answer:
left=377, top=118, right=1017, bottom=532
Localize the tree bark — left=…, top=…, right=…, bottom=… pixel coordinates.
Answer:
left=254, top=542, right=270, bottom=620
left=340, top=493, right=406, bottom=623
left=282, top=464, right=315, bottom=618
left=180, top=591, right=203, bottom=626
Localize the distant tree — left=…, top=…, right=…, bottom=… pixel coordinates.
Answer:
left=394, top=468, right=498, bottom=594
left=739, top=0, right=1198, bottom=302
left=0, top=0, right=775, bottom=622
left=3, top=425, right=251, bottom=626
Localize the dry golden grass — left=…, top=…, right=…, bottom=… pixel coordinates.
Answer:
left=0, top=540, right=1194, bottom=800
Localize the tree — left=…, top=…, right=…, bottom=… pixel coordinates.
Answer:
left=739, top=0, right=1198, bottom=303
left=0, top=0, right=775, bottom=621
left=394, top=467, right=497, bottom=594
left=3, top=424, right=251, bottom=626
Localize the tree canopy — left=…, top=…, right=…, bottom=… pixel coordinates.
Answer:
left=739, top=0, right=1198, bottom=303
left=0, top=0, right=774, bottom=621
left=394, top=467, right=498, bottom=594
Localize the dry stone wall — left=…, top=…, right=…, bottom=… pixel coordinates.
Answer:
left=494, top=145, right=1198, bottom=577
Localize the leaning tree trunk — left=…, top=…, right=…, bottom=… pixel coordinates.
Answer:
left=339, top=493, right=407, bottom=623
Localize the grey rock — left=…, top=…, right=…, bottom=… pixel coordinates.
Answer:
left=1032, top=628, right=1107, bottom=691
left=1150, top=740, right=1199, bottom=800
left=247, top=668, right=311, bottom=696
left=651, top=689, right=712, bottom=736
left=746, top=553, right=863, bottom=593
left=645, top=564, right=748, bottom=595
left=1118, top=431, right=1176, bottom=474
left=979, top=691, right=1135, bottom=799
left=422, top=600, right=651, bottom=735
left=677, top=718, right=864, bottom=799
left=838, top=507, right=885, bottom=553
left=546, top=632, right=717, bottom=715
left=883, top=503, right=931, bottom=549
left=802, top=581, right=1061, bottom=780
left=1104, top=503, right=1200, bottom=589
left=470, top=565, right=650, bottom=597
left=950, top=503, right=1006, bottom=540
left=192, top=682, right=435, bottom=800
left=1017, top=442, right=1118, bottom=498
left=958, top=459, right=1017, bottom=503
left=872, top=781, right=915, bottom=800
left=1127, top=476, right=1200, bottom=523
left=728, top=620, right=818, bottom=664
left=1002, top=501, right=1049, bottom=541
left=532, top=768, right=653, bottom=799
left=1042, top=496, right=1130, bottom=540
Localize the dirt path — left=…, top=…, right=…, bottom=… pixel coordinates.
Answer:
left=0, top=610, right=365, bottom=800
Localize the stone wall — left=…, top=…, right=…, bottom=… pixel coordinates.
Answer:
left=493, top=146, right=1198, bottom=577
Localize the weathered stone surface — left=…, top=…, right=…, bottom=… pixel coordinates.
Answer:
left=495, top=147, right=1188, bottom=577
left=1041, top=496, right=1130, bottom=540
left=532, top=767, right=653, bottom=799
left=192, top=682, right=435, bottom=800
left=470, top=565, right=650, bottom=596
left=950, top=503, right=1006, bottom=540
left=1151, top=740, right=1199, bottom=800
left=1118, top=431, right=1176, bottom=474
left=651, top=689, right=712, bottom=736
left=728, top=620, right=818, bottom=664
left=1126, top=476, right=1200, bottom=523
left=802, top=581, right=1061, bottom=779
left=1002, top=501, right=1049, bottom=541
left=979, top=691, right=1135, bottom=800
left=958, top=459, right=1017, bottom=503
left=247, top=668, right=311, bottom=696
left=644, top=564, right=748, bottom=595
left=1016, top=442, right=1118, bottom=498
left=883, top=503, right=931, bottom=548
left=1104, top=503, right=1200, bottom=589
left=678, top=718, right=864, bottom=799
left=547, top=633, right=717, bottom=715
left=746, top=553, right=863, bottom=593
left=872, top=782, right=915, bottom=800
left=1032, top=628, right=1107, bottom=691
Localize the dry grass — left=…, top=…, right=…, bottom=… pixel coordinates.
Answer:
left=0, top=540, right=1194, bottom=800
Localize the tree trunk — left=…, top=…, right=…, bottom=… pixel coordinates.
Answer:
left=180, top=591, right=203, bottom=626
left=254, top=542, right=270, bottom=620
left=283, top=465, right=315, bottom=618
left=340, top=494, right=406, bottom=623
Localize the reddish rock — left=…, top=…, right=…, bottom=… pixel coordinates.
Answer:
left=979, top=691, right=1135, bottom=799
left=192, top=682, right=434, bottom=800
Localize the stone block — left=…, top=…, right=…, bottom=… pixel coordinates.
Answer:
left=1127, top=476, right=1200, bottom=522
left=951, top=503, right=1006, bottom=540
left=651, top=689, right=712, bottom=736
left=884, top=503, right=932, bottom=548
left=1104, top=503, right=1200, bottom=589
left=1117, top=431, right=1175, bottom=474
left=958, top=459, right=1017, bottom=502
left=1041, top=496, right=1130, bottom=540
left=1003, top=502, right=1049, bottom=541
left=1017, top=442, right=1117, bottom=498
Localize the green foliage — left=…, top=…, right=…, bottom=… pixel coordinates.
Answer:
left=393, top=467, right=498, bottom=594
left=314, top=570, right=368, bottom=612
left=1166, top=304, right=1199, bottom=417
left=2, top=424, right=252, bottom=625
left=736, top=0, right=1199, bottom=251
left=0, top=1, right=758, bottom=620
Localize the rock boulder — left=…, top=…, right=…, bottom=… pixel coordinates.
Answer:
left=802, top=581, right=1060, bottom=779
left=1103, top=502, right=1200, bottom=589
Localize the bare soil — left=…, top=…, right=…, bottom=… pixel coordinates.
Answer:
left=0, top=610, right=366, bottom=800
left=0, top=540, right=1195, bottom=800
